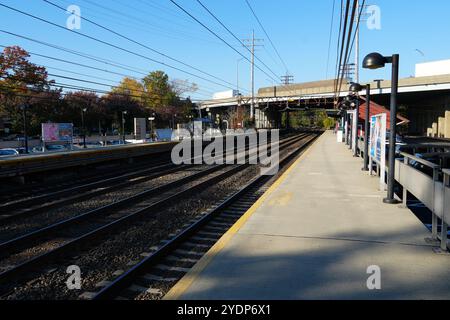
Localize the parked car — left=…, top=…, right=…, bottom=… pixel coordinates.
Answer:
left=407, top=153, right=441, bottom=178
left=108, top=140, right=129, bottom=145
left=31, top=146, right=44, bottom=153
left=85, top=142, right=103, bottom=148
left=0, top=148, right=19, bottom=157
left=16, top=147, right=34, bottom=154
left=45, top=144, right=68, bottom=152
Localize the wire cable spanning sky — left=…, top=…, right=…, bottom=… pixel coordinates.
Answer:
left=1, top=0, right=450, bottom=101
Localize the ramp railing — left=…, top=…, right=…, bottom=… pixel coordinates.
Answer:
left=395, top=153, right=448, bottom=249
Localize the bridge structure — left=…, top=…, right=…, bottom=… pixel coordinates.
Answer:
left=199, top=74, right=450, bottom=135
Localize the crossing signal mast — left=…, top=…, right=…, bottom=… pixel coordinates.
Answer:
left=243, top=30, right=264, bottom=122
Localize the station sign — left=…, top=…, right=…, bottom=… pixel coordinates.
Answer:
left=134, top=118, right=146, bottom=140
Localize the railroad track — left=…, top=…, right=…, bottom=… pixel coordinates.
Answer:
left=0, top=133, right=304, bottom=225
left=0, top=153, right=173, bottom=206
left=0, top=161, right=186, bottom=224
left=0, top=133, right=300, bottom=203
left=0, top=133, right=311, bottom=298
left=91, top=133, right=319, bottom=300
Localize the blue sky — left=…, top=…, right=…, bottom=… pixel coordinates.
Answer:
left=1, top=0, right=450, bottom=100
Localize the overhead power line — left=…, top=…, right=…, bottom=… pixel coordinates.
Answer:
left=344, top=0, right=367, bottom=67
left=42, top=0, right=242, bottom=92
left=0, top=45, right=215, bottom=98
left=333, top=0, right=365, bottom=104
left=168, top=0, right=280, bottom=84
left=0, top=33, right=217, bottom=94
left=326, top=0, right=337, bottom=79
left=334, top=0, right=351, bottom=101
left=336, top=0, right=362, bottom=100
left=244, top=0, right=289, bottom=73
left=0, top=84, right=202, bottom=102
left=0, top=41, right=142, bottom=80
left=195, top=0, right=280, bottom=81
left=333, top=0, right=344, bottom=93
left=0, top=2, right=247, bottom=93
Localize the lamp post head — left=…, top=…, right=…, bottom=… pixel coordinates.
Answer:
left=341, top=101, right=350, bottom=109
left=363, top=52, right=389, bottom=69
left=349, top=82, right=363, bottom=93
left=344, top=95, right=354, bottom=102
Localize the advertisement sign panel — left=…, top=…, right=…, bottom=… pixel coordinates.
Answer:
left=42, top=123, right=73, bottom=142
left=369, top=113, right=387, bottom=190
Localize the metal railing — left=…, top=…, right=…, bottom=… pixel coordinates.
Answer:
left=441, top=169, right=450, bottom=250
left=395, top=152, right=448, bottom=250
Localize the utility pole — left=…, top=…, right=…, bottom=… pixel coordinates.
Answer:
left=250, top=30, right=255, bottom=123
left=243, top=30, right=263, bottom=125
left=236, top=58, right=244, bottom=93
left=355, top=0, right=360, bottom=84
left=20, top=104, right=29, bottom=154
left=280, top=74, right=294, bottom=85
left=81, top=108, right=87, bottom=148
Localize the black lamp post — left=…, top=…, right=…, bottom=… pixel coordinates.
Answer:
left=351, top=93, right=360, bottom=157
left=350, top=82, right=371, bottom=170
left=343, top=96, right=357, bottom=149
left=20, top=104, right=29, bottom=154
left=363, top=52, right=400, bottom=204
left=121, top=111, right=127, bottom=144
left=172, top=113, right=176, bottom=130
left=81, top=108, right=87, bottom=148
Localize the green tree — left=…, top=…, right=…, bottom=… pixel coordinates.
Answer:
left=142, top=71, right=176, bottom=111
left=141, top=71, right=196, bottom=125
left=110, top=77, right=145, bottom=103
left=322, top=117, right=336, bottom=129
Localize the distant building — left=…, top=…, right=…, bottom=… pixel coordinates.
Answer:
left=212, top=90, right=240, bottom=100
left=415, top=59, right=450, bottom=77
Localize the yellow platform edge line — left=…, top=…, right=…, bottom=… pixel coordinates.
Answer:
left=163, top=132, right=326, bottom=300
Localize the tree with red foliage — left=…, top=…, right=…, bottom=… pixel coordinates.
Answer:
left=0, top=46, right=60, bottom=135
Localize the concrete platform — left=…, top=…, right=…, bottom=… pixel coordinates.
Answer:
left=0, top=141, right=175, bottom=178
left=166, top=131, right=450, bottom=300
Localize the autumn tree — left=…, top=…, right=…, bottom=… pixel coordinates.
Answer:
left=0, top=46, right=59, bottom=134
left=0, top=46, right=52, bottom=91
left=142, top=71, right=176, bottom=112
left=110, top=77, right=145, bottom=103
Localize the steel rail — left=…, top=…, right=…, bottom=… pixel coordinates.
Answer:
left=0, top=133, right=311, bottom=290
left=93, top=134, right=319, bottom=299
